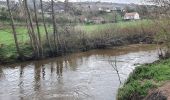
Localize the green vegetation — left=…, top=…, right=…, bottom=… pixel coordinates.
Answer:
left=118, top=59, right=170, bottom=100
left=0, top=26, right=52, bottom=45
left=0, top=25, right=53, bottom=63
left=78, top=19, right=154, bottom=33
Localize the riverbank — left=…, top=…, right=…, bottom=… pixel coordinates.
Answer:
left=117, top=58, right=170, bottom=100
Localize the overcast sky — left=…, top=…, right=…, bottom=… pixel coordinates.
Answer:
left=1, top=0, right=146, bottom=4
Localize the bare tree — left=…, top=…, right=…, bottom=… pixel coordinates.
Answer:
left=24, top=0, right=40, bottom=58
left=6, top=0, right=23, bottom=60
left=33, top=0, right=43, bottom=57
left=148, top=0, right=170, bottom=58
left=40, top=0, right=53, bottom=54
left=51, top=0, right=57, bottom=50
left=18, top=0, right=36, bottom=54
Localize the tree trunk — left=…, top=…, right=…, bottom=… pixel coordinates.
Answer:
left=51, top=0, right=58, bottom=51
left=40, top=0, right=53, bottom=54
left=24, top=0, right=40, bottom=59
left=6, top=0, right=23, bottom=60
left=33, top=0, right=43, bottom=58
left=19, top=0, right=36, bottom=55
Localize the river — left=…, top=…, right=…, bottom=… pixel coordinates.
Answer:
left=0, top=44, right=159, bottom=100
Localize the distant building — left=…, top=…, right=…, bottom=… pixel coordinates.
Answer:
left=90, top=17, right=104, bottom=24
left=124, top=12, right=140, bottom=20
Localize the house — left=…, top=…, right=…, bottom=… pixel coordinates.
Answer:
left=124, top=12, right=140, bottom=20
left=90, top=17, right=105, bottom=24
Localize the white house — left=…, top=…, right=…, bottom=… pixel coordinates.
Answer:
left=124, top=12, right=140, bottom=20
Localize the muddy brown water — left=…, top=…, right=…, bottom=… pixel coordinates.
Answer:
left=0, top=44, right=159, bottom=100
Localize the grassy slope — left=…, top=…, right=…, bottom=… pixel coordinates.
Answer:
left=118, top=59, right=170, bottom=100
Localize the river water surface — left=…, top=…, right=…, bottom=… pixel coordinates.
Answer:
left=0, top=44, right=159, bottom=100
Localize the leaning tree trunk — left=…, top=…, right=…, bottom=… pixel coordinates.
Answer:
left=18, top=0, right=36, bottom=54
left=6, top=0, right=23, bottom=60
left=24, top=0, right=40, bottom=59
left=40, top=0, right=53, bottom=54
left=33, top=0, right=43, bottom=58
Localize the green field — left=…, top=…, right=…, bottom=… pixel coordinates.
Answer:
left=0, top=25, right=53, bottom=45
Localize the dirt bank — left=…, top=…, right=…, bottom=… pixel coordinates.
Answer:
left=145, top=82, right=170, bottom=100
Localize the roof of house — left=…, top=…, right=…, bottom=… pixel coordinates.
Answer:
left=124, top=12, right=139, bottom=17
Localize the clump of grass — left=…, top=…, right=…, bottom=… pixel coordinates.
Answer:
left=118, top=59, right=170, bottom=100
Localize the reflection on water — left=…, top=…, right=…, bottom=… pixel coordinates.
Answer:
left=0, top=44, right=158, bottom=100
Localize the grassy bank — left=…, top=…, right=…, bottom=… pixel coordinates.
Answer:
left=118, top=59, right=170, bottom=100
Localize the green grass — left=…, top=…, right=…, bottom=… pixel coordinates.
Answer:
left=0, top=25, right=53, bottom=62
left=118, top=59, right=170, bottom=100
left=0, top=25, right=53, bottom=45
